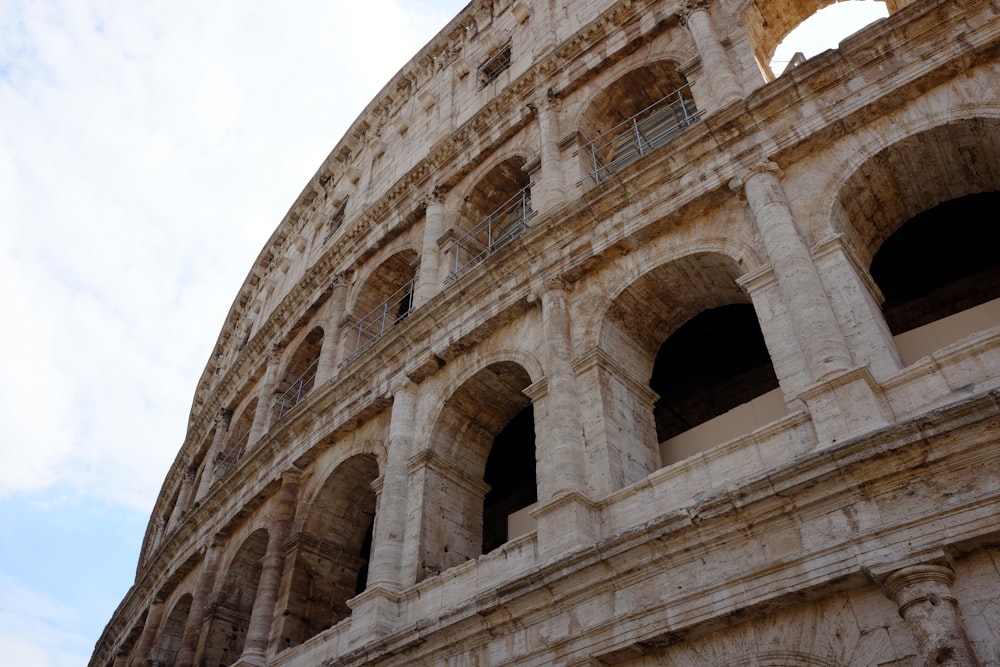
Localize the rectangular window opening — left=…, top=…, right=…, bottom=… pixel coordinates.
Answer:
left=479, top=45, right=512, bottom=88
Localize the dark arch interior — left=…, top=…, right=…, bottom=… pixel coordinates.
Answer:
left=870, top=192, right=1000, bottom=335
left=650, top=304, right=779, bottom=443
left=482, top=404, right=536, bottom=554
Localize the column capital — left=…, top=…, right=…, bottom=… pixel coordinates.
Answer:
left=420, top=185, right=448, bottom=208
left=729, top=160, right=782, bottom=192
left=535, top=275, right=574, bottom=300
left=882, top=563, right=957, bottom=614
left=677, top=0, right=712, bottom=23
left=330, top=270, right=352, bottom=289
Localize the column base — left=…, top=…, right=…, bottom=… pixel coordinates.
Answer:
left=798, top=366, right=893, bottom=446
left=230, top=648, right=267, bottom=667
left=346, top=584, right=403, bottom=646
left=532, top=491, right=601, bottom=561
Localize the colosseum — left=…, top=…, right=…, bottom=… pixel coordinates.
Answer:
left=92, top=0, right=1000, bottom=665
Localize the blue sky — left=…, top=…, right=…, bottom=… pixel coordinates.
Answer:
left=0, top=1, right=886, bottom=665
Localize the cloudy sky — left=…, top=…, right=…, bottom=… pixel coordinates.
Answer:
left=0, top=1, right=886, bottom=665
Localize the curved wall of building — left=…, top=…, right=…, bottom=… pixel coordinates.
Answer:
left=92, top=0, right=1000, bottom=665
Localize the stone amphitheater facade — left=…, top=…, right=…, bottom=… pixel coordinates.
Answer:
left=91, top=0, right=1000, bottom=665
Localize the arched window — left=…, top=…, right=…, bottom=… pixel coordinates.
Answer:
left=344, top=250, right=418, bottom=359
left=216, top=402, right=254, bottom=477
left=579, top=62, right=698, bottom=184
left=151, top=594, right=191, bottom=667
left=200, top=529, right=268, bottom=667
left=418, top=362, right=536, bottom=580
left=834, top=118, right=1000, bottom=368
left=446, top=157, right=533, bottom=280
left=277, top=454, right=378, bottom=649
left=651, top=304, right=782, bottom=466
left=273, top=326, right=324, bottom=421
left=600, top=253, right=785, bottom=471
left=871, top=192, right=1000, bottom=365
left=743, top=0, right=889, bottom=80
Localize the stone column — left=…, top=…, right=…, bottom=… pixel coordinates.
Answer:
left=347, top=380, right=417, bottom=641
left=531, top=278, right=599, bottom=558
left=882, top=564, right=980, bottom=666
left=366, top=380, right=416, bottom=589
left=248, top=351, right=281, bottom=449
left=195, top=411, right=231, bottom=500
left=415, top=190, right=447, bottom=308
left=130, top=597, right=165, bottom=666
left=167, top=469, right=197, bottom=532
left=680, top=0, right=743, bottom=108
left=176, top=537, right=224, bottom=667
left=237, top=470, right=301, bottom=666
left=533, top=96, right=564, bottom=214
left=315, top=271, right=351, bottom=385
left=732, top=162, right=853, bottom=383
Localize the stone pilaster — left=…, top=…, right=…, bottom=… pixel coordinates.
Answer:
left=314, top=271, right=351, bottom=385
left=236, top=470, right=301, bottom=666
left=248, top=350, right=280, bottom=449
left=679, top=0, right=743, bottom=109
left=531, top=278, right=599, bottom=558
left=882, top=564, right=980, bottom=666
left=167, top=468, right=197, bottom=532
left=415, top=190, right=447, bottom=308
left=130, top=596, right=165, bottom=666
left=366, top=379, right=416, bottom=590
left=195, top=411, right=231, bottom=500
left=533, top=96, right=564, bottom=214
left=732, top=162, right=852, bottom=383
left=732, top=163, right=891, bottom=442
left=176, top=536, right=224, bottom=667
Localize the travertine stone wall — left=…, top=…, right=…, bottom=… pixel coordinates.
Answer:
left=91, top=0, right=1000, bottom=666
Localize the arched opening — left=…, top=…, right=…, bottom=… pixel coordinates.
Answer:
left=651, top=304, right=782, bottom=466
left=344, top=250, right=418, bottom=358
left=579, top=62, right=698, bottom=184
left=200, top=529, right=268, bottom=667
left=835, top=118, right=1000, bottom=367
left=418, top=362, right=535, bottom=580
left=151, top=594, right=191, bottom=667
left=744, top=0, right=890, bottom=80
left=273, top=326, right=324, bottom=421
left=446, top=156, right=533, bottom=280
left=871, top=193, right=1000, bottom=365
left=482, top=404, right=537, bottom=554
left=277, top=454, right=378, bottom=650
left=600, top=253, right=785, bottom=471
left=216, top=401, right=255, bottom=477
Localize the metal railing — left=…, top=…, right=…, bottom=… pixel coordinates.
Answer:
left=583, top=84, right=700, bottom=184
left=273, top=357, right=320, bottom=422
left=214, top=429, right=250, bottom=477
left=446, top=184, right=534, bottom=282
left=343, top=278, right=416, bottom=360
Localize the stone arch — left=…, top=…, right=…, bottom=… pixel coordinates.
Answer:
left=277, top=453, right=379, bottom=650
left=831, top=116, right=1000, bottom=366
left=597, top=251, right=784, bottom=469
left=576, top=59, right=698, bottom=183
left=416, top=360, right=536, bottom=580
left=200, top=528, right=268, bottom=667
left=217, top=399, right=256, bottom=476
left=343, top=249, right=419, bottom=358
left=445, top=154, right=534, bottom=279
left=739, top=0, right=890, bottom=77
left=150, top=593, right=191, bottom=666
left=273, top=325, right=324, bottom=422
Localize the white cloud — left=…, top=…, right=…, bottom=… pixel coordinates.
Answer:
left=0, top=573, right=91, bottom=667
left=0, top=0, right=465, bottom=514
